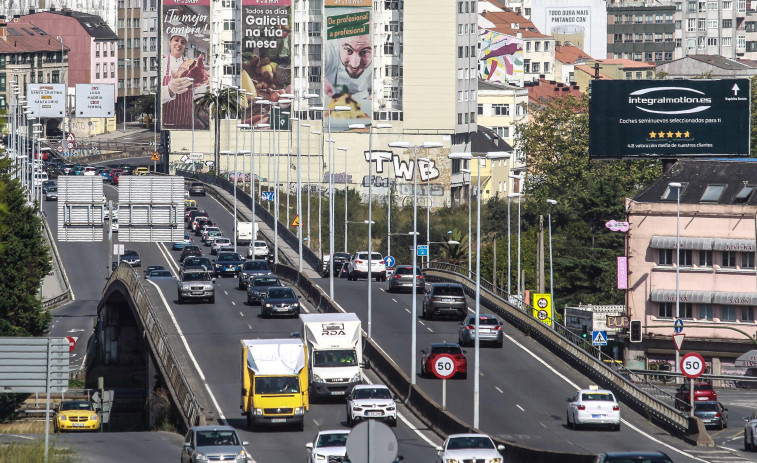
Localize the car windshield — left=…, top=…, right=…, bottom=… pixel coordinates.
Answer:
left=252, top=277, right=280, bottom=287
left=218, top=253, right=242, bottom=262
left=48, top=187, right=57, bottom=192
left=184, top=246, right=199, bottom=252
left=334, top=253, right=351, bottom=260
left=267, top=288, right=296, bottom=299
left=395, top=267, right=421, bottom=275
left=467, top=317, right=499, bottom=326
left=59, top=401, right=94, bottom=411
left=255, top=241, right=267, bottom=247
left=430, top=345, right=462, bottom=355
left=215, top=239, right=231, bottom=245
left=185, top=258, right=211, bottom=267
left=254, top=376, right=300, bottom=394
left=244, top=261, right=270, bottom=270
left=123, top=250, right=138, bottom=257
left=353, top=387, right=391, bottom=400
left=205, top=228, right=220, bottom=233
left=149, top=270, right=172, bottom=277
left=316, top=433, right=349, bottom=448
left=447, top=436, right=495, bottom=450
left=313, top=349, right=357, bottom=367
left=195, top=430, right=239, bottom=447
left=695, top=403, right=719, bottom=412
left=581, top=392, right=615, bottom=402
left=434, top=286, right=464, bottom=296
left=183, top=272, right=212, bottom=282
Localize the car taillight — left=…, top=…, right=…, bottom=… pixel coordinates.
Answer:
left=417, top=275, right=424, bottom=279
left=577, top=405, right=586, bottom=411
left=715, top=412, right=721, bottom=418
left=493, top=325, right=501, bottom=330
left=612, top=405, right=619, bottom=411
left=465, top=325, right=475, bottom=330
left=393, top=274, right=401, bottom=279
left=455, top=354, right=465, bottom=360
left=356, top=260, right=363, bottom=264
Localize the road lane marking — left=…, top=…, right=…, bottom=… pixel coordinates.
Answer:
left=405, top=308, right=410, bottom=314
left=516, top=404, right=524, bottom=411
left=239, top=311, right=243, bottom=317
left=427, top=327, right=433, bottom=332
left=392, top=298, right=398, bottom=303
left=495, top=387, right=504, bottom=394
left=419, top=321, right=425, bottom=326
left=224, top=291, right=228, bottom=295
left=247, top=324, right=252, bottom=330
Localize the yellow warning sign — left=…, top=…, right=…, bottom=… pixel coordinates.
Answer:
left=150, top=152, right=160, bottom=161
left=291, top=215, right=301, bottom=227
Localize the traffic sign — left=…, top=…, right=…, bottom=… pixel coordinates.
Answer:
left=150, top=152, right=160, bottom=161
left=532, top=293, right=552, bottom=327
left=592, top=331, right=608, bottom=346
left=66, top=141, right=75, bottom=150
left=66, top=133, right=76, bottom=143
left=291, top=215, right=301, bottom=227
left=680, top=352, right=706, bottom=379
left=189, top=152, right=204, bottom=161
left=262, top=191, right=275, bottom=201
left=66, top=336, right=77, bottom=352
left=417, top=245, right=428, bottom=257
left=383, top=256, right=395, bottom=268
left=674, top=318, right=684, bottom=334
left=56, top=145, right=64, bottom=154
left=432, top=354, right=456, bottom=379
left=673, top=333, right=685, bottom=352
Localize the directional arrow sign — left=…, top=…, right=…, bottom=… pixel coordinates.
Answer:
left=673, top=333, right=685, bottom=352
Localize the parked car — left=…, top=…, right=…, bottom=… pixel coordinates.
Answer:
left=566, top=385, right=621, bottom=431
left=693, top=401, right=728, bottom=429
left=675, top=382, right=717, bottom=410
left=423, top=283, right=467, bottom=321
left=458, top=314, right=503, bottom=348
left=434, top=433, right=504, bottom=463
left=322, top=252, right=352, bottom=277
left=173, top=233, right=193, bottom=250
left=346, top=384, right=397, bottom=427
left=387, top=265, right=424, bottom=293
left=54, top=400, right=100, bottom=432
left=44, top=186, right=58, bottom=201
left=420, top=342, right=467, bottom=379
left=189, top=181, right=206, bottom=196
left=305, top=430, right=350, bottom=463
left=119, top=249, right=142, bottom=267
left=177, top=269, right=215, bottom=304
left=179, top=245, right=202, bottom=262
left=247, top=240, right=270, bottom=259
left=596, top=452, right=673, bottom=463
left=213, top=251, right=245, bottom=277
left=246, top=275, right=282, bottom=305
left=238, top=260, right=273, bottom=290
left=347, top=251, right=387, bottom=281
left=261, top=286, right=301, bottom=318
left=181, top=425, right=248, bottom=463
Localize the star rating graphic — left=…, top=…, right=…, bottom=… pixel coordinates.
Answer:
left=649, top=130, right=690, bottom=139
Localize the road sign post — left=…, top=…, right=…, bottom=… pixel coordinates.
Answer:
left=383, top=256, right=395, bottom=269
left=417, top=245, right=428, bottom=257
left=592, top=331, right=608, bottom=346
left=432, top=353, right=455, bottom=410
left=681, top=352, right=706, bottom=416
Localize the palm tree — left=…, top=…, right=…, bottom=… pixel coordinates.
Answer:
left=194, top=87, right=240, bottom=169
left=442, top=229, right=468, bottom=267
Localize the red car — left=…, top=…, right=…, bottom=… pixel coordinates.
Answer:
left=675, top=382, right=717, bottom=410
left=420, top=342, right=467, bottom=379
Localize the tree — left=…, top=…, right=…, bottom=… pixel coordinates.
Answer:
left=129, top=94, right=156, bottom=119
left=194, top=87, right=241, bottom=169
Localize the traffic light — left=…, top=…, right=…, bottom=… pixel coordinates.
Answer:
left=581, top=325, right=588, bottom=339
left=630, top=320, right=642, bottom=343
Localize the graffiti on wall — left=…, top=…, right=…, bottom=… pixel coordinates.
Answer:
left=366, top=150, right=440, bottom=182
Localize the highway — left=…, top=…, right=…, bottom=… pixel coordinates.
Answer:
left=45, top=170, right=757, bottom=462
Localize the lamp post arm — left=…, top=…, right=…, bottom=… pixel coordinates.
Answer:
left=673, top=324, right=757, bottom=346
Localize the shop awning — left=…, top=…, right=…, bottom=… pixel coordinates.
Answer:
left=649, top=236, right=713, bottom=250
left=649, top=289, right=713, bottom=304
left=712, top=291, right=757, bottom=306
left=712, top=238, right=756, bottom=252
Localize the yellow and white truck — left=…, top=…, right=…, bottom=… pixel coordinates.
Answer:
left=240, top=338, right=309, bottom=431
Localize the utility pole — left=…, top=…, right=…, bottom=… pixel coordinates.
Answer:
left=492, top=238, right=497, bottom=289
left=537, top=215, right=545, bottom=293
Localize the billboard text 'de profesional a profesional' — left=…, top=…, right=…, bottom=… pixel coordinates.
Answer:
left=589, top=79, right=750, bottom=159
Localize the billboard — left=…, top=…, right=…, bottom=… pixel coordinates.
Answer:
left=530, top=0, right=607, bottom=59
left=589, top=79, right=751, bottom=159
left=75, top=83, right=116, bottom=118
left=241, top=0, right=292, bottom=128
left=27, top=84, right=65, bottom=118
left=478, top=29, right=524, bottom=85
left=324, top=0, right=372, bottom=131
left=161, top=0, right=211, bottom=131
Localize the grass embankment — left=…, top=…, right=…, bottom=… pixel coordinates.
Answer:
left=0, top=422, right=76, bottom=462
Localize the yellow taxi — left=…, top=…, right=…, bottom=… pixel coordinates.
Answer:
left=54, top=400, right=100, bottom=432
left=134, top=167, right=150, bottom=175
left=185, top=199, right=197, bottom=208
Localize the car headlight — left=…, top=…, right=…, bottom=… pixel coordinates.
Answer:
left=236, top=450, right=247, bottom=460
left=312, top=374, right=323, bottom=382
left=254, top=408, right=263, bottom=416
left=90, top=414, right=98, bottom=421
left=444, top=459, right=459, bottom=463
left=265, top=303, right=273, bottom=308
left=58, top=415, right=67, bottom=421
left=386, top=406, right=395, bottom=411
left=492, top=459, right=502, bottom=463
left=353, top=406, right=363, bottom=411
left=195, top=453, right=208, bottom=461
left=293, top=303, right=300, bottom=308
left=315, top=454, right=326, bottom=460
left=351, top=373, right=362, bottom=383
left=294, top=407, right=304, bottom=415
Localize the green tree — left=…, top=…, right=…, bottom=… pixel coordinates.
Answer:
left=128, top=94, right=156, bottom=119
left=194, top=87, right=241, bottom=169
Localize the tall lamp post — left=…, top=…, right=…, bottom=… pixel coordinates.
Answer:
left=547, top=199, right=557, bottom=312
left=388, top=140, right=444, bottom=385
left=669, top=182, right=683, bottom=376
left=338, top=146, right=349, bottom=253
left=56, top=36, right=67, bottom=156
left=507, top=192, right=521, bottom=296
left=509, top=173, right=525, bottom=302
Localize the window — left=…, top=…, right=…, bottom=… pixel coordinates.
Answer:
left=477, top=104, right=483, bottom=115
left=544, top=62, right=550, bottom=73
left=665, top=33, right=674, bottom=42
left=708, top=1, right=718, bottom=9
left=735, top=185, right=754, bottom=203
left=722, top=251, right=737, bottom=268
left=699, top=304, right=713, bottom=320
left=308, top=44, right=321, bottom=61
left=492, top=126, right=510, bottom=138
left=697, top=18, right=705, bottom=31
left=723, top=37, right=732, bottom=46
left=635, top=33, right=643, bottom=42
left=743, top=252, right=755, bottom=269
left=95, top=63, right=100, bottom=79
left=458, top=113, right=463, bottom=124
left=308, top=66, right=321, bottom=83
left=645, top=33, right=653, bottom=42
left=223, top=41, right=234, bottom=54
left=659, top=302, right=674, bottom=318
left=458, top=47, right=463, bottom=58
left=743, top=307, right=755, bottom=322
left=688, top=0, right=697, bottom=12
left=738, top=35, right=746, bottom=48
left=655, top=52, right=663, bottom=62
left=523, top=59, right=530, bottom=73
left=687, top=37, right=696, bottom=49
left=96, top=43, right=101, bottom=57
left=223, top=20, right=235, bottom=31
left=723, top=19, right=733, bottom=28
left=534, top=41, right=541, bottom=52
left=457, top=91, right=463, bottom=102
left=658, top=249, right=673, bottom=265
left=655, top=33, right=662, bottom=42
left=701, top=185, right=725, bottom=202
left=492, top=104, right=509, bottom=116
left=723, top=0, right=732, bottom=8
left=699, top=250, right=712, bottom=267
left=308, top=22, right=321, bottom=37
left=111, top=62, right=115, bottom=78
left=662, top=183, right=684, bottom=201
left=544, top=41, right=550, bottom=51
left=722, top=305, right=737, bottom=321
left=526, top=42, right=531, bottom=52
left=614, top=33, right=623, bottom=43
left=383, top=42, right=394, bottom=55
left=680, top=303, right=693, bottom=319
left=665, top=52, right=673, bottom=61
left=532, top=62, right=540, bottom=73
left=680, top=250, right=693, bottom=266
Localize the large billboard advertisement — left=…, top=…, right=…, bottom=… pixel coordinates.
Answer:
left=479, top=29, right=524, bottom=85
left=161, top=0, right=211, bottom=131
left=324, top=0, right=372, bottom=131
left=27, top=84, right=65, bottom=118
left=589, top=79, right=751, bottom=159
left=530, top=0, right=607, bottom=59
left=75, top=84, right=116, bottom=118
left=241, top=0, right=292, bottom=128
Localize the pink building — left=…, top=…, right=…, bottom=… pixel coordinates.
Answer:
left=626, top=160, right=757, bottom=377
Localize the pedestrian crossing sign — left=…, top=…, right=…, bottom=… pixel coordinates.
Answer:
left=291, top=215, right=301, bottom=227
left=592, top=331, right=608, bottom=346
left=150, top=152, right=160, bottom=161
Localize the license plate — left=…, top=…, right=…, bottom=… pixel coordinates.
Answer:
left=366, top=411, right=382, bottom=416
left=72, top=423, right=85, bottom=427
left=276, top=306, right=289, bottom=311
left=271, top=418, right=286, bottom=423
left=480, top=328, right=490, bottom=332
left=226, top=267, right=235, bottom=271
left=331, top=391, right=345, bottom=396
left=191, top=291, right=203, bottom=295
left=591, top=414, right=605, bottom=418
left=442, top=298, right=453, bottom=302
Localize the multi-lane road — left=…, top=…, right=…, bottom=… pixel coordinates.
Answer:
left=45, top=169, right=757, bottom=462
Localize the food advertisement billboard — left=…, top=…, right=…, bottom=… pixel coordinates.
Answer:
left=241, top=0, right=292, bottom=128
left=589, top=79, right=750, bottom=159
left=324, top=0, right=372, bottom=131
left=161, top=0, right=211, bottom=131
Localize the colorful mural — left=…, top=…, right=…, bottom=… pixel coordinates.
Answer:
left=478, top=29, right=524, bottom=84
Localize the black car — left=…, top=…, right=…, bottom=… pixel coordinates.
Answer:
left=119, top=164, right=133, bottom=175
left=214, top=251, right=245, bottom=277
left=596, top=452, right=673, bottom=463
left=189, top=181, right=206, bottom=196
left=246, top=276, right=282, bottom=305
left=237, top=260, right=273, bottom=289
left=261, top=286, right=301, bottom=318
left=323, top=252, right=352, bottom=277
left=179, top=245, right=202, bottom=262
left=183, top=256, right=213, bottom=272
left=119, top=249, right=142, bottom=267
left=422, top=283, right=467, bottom=321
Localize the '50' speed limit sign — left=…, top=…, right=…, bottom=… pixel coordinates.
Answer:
left=432, top=354, right=457, bottom=380
left=680, top=352, right=706, bottom=379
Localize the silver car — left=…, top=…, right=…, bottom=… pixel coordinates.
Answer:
left=387, top=265, right=424, bottom=293
left=458, top=314, right=504, bottom=348
left=181, top=425, right=248, bottom=463
left=177, top=269, right=215, bottom=304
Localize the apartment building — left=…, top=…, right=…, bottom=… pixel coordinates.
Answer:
left=118, top=0, right=159, bottom=125
left=0, top=1, right=118, bottom=34
left=607, top=4, right=676, bottom=63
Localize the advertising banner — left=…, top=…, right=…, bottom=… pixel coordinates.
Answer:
left=530, top=0, right=607, bottom=59
left=478, top=29, right=524, bottom=85
left=161, top=0, right=211, bottom=131
left=324, top=0, right=372, bottom=131
left=241, top=0, right=292, bottom=128
left=589, top=79, right=751, bottom=159
left=75, top=83, right=116, bottom=118
left=617, top=256, right=628, bottom=290
left=27, top=84, right=65, bottom=118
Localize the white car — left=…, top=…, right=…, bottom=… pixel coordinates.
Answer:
left=211, top=237, right=232, bottom=255
left=745, top=411, right=757, bottom=451
left=435, top=433, right=505, bottom=463
left=305, top=429, right=350, bottom=463
left=201, top=227, right=221, bottom=244
left=347, top=251, right=387, bottom=281
left=566, top=385, right=621, bottom=431
left=248, top=240, right=269, bottom=259
left=346, top=384, right=397, bottom=427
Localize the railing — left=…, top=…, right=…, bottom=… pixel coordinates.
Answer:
left=104, top=263, right=203, bottom=429
left=41, top=218, right=72, bottom=309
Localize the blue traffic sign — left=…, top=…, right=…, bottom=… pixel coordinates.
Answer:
left=674, top=318, right=684, bottom=334
left=417, top=245, right=428, bottom=257
left=262, top=191, right=275, bottom=201
left=384, top=256, right=395, bottom=268
left=592, top=331, right=608, bottom=346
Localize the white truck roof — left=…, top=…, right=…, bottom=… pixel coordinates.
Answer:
left=300, top=313, right=362, bottom=350
left=242, top=338, right=306, bottom=375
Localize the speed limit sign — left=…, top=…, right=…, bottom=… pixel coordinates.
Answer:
left=432, top=354, right=456, bottom=380
left=680, top=352, right=706, bottom=379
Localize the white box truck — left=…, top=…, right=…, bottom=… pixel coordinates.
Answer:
left=237, top=222, right=258, bottom=246
left=300, top=313, right=365, bottom=398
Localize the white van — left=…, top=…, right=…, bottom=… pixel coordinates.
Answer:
left=33, top=172, right=49, bottom=187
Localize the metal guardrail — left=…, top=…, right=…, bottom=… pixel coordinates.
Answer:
left=104, top=263, right=203, bottom=429
left=41, top=218, right=72, bottom=309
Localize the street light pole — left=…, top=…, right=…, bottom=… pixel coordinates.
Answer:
left=510, top=173, right=524, bottom=302
left=547, top=199, right=557, bottom=312
left=56, top=36, right=66, bottom=156
left=669, top=182, right=683, bottom=376
left=340, top=146, right=349, bottom=253
left=507, top=192, right=520, bottom=296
